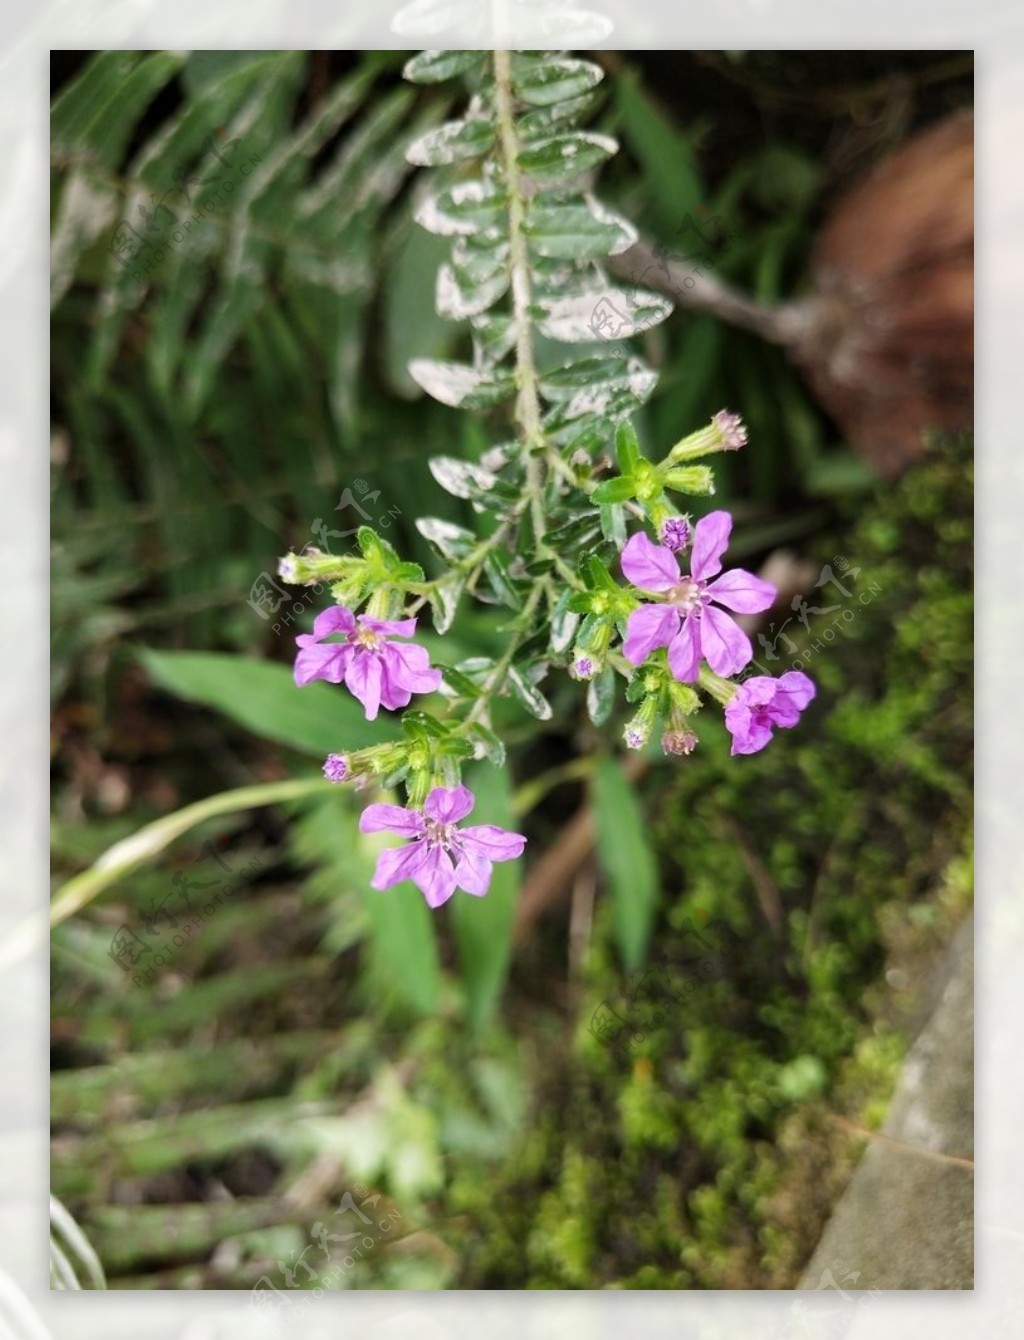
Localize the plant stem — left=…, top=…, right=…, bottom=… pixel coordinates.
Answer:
left=49, top=777, right=335, bottom=927
left=492, top=48, right=547, bottom=548
left=461, top=580, right=547, bottom=730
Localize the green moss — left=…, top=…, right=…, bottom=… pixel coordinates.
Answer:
left=439, top=435, right=973, bottom=1290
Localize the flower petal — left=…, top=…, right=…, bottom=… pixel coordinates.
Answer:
left=776, top=670, right=816, bottom=711
left=666, top=614, right=701, bottom=682
left=458, top=824, right=527, bottom=862
left=689, top=510, right=732, bottom=582
left=312, top=606, right=356, bottom=639
left=345, top=651, right=383, bottom=720
left=623, top=604, right=679, bottom=665
left=359, top=804, right=426, bottom=837
left=724, top=703, right=774, bottom=756
left=294, top=643, right=350, bottom=686
left=411, top=844, right=459, bottom=908
left=705, top=568, right=776, bottom=614
left=453, top=844, right=493, bottom=897
left=424, top=784, right=475, bottom=825
left=383, top=641, right=443, bottom=695
left=621, top=532, right=680, bottom=593
left=362, top=615, right=418, bottom=639
left=370, top=839, right=429, bottom=889
left=700, top=605, right=753, bottom=677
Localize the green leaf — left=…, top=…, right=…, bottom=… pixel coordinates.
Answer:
left=428, top=571, right=466, bottom=634
left=615, top=421, right=643, bottom=473
left=408, top=358, right=514, bottom=408
left=592, top=757, right=659, bottom=972
left=517, top=131, right=617, bottom=182
left=525, top=198, right=637, bottom=261
left=428, top=455, right=500, bottom=499
left=406, top=117, right=494, bottom=166
left=415, top=179, right=507, bottom=237
left=402, top=50, right=485, bottom=85
left=436, top=238, right=510, bottom=320
left=507, top=666, right=553, bottom=721
left=139, top=650, right=391, bottom=756
left=415, top=516, right=477, bottom=563
left=483, top=551, right=523, bottom=611
left=511, top=56, right=603, bottom=107
left=591, top=475, right=636, bottom=505
left=450, top=764, right=522, bottom=1032
left=465, top=722, right=506, bottom=768
left=549, top=587, right=580, bottom=654
left=586, top=665, right=616, bottom=726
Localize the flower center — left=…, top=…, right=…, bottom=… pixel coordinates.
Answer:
left=668, top=577, right=705, bottom=614
left=353, top=626, right=383, bottom=652
left=424, top=819, right=455, bottom=850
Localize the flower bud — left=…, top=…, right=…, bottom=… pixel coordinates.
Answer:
left=666, top=409, right=747, bottom=463
left=623, top=695, right=659, bottom=750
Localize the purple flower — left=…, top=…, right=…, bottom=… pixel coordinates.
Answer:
left=724, top=672, right=816, bottom=756
left=660, top=516, right=692, bottom=553
left=322, top=753, right=349, bottom=783
left=359, top=785, right=527, bottom=908
left=713, top=409, right=747, bottom=451
left=620, top=512, right=776, bottom=682
left=294, top=607, right=442, bottom=721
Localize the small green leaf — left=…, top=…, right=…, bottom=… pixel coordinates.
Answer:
left=511, top=56, right=603, bottom=107
left=428, top=572, right=466, bottom=634
left=414, top=179, right=507, bottom=237
left=483, top=551, right=524, bottom=611
left=592, top=757, right=659, bottom=971
left=416, top=517, right=477, bottom=563
left=525, top=198, right=637, bottom=261
left=507, top=666, right=553, bottom=721
left=615, top=422, right=643, bottom=474
left=402, top=50, right=484, bottom=85
left=586, top=665, right=616, bottom=726
left=406, top=117, right=494, bottom=167
left=428, top=455, right=500, bottom=500
left=408, top=358, right=514, bottom=408
left=549, top=588, right=580, bottom=654
left=465, top=723, right=506, bottom=767
left=600, top=503, right=628, bottom=545
left=591, top=475, right=636, bottom=505
left=517, top=131, right=617, bottom=181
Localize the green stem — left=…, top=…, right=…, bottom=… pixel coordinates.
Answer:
left=49, top=777, right=334, bottom=928
left=492, top=48, right=547, bottom=548
left=461, top=580, right=547, bottom=730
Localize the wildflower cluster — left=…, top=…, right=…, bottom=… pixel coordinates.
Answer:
left=276, top=50, right=815, bottom=907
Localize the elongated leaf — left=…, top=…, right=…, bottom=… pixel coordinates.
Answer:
left=507, top=666, right=553, bottom=721
left=518, top=131, right=617, bottom=182
left=408, top=358, right=514, bottom=408
left=586, top=665, right=616, bottom=726
left=403, top=50, right=485, bottom=84
left=406, top=117, right=494, bottom=166
left=592, top=757, right=659, bottom=971
left=428, top=455, right=500, bottom=499
left=525, top=197, right=637, bottom=261
left=450, top=764, right=522, bottom=1032
left=415, top=516, right=477, bottom=563
left=139, top=650, right=391, bottom=755
left=415, top=179, right=507, bottom=236
left=511, top=56, right=603, bottom=107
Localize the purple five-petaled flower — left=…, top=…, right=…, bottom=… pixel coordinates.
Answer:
left=294, top=607, right=442, bottom=721
left=724, top=672, right=816, bottom=755
left=621, top=511, right=776, bottom=681
left=359, top=785, right=526, bottom=908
